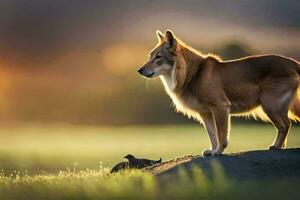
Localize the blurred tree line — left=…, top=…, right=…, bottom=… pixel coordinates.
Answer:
left=0, top=41, right=261, bottom=125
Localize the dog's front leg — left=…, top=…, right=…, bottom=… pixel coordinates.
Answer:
left=201, top=111, right=218, bottom=156
left=211, top=106, right=230, bottom=155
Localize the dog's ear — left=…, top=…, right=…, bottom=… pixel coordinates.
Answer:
left=156, top=30, right=164, bottom=43
left=165, top=30, right=177, bottom=50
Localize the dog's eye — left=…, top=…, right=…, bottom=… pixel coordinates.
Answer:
left=155, top=55, right=162, bottom=59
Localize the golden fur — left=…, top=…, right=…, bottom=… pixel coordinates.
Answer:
left=171, top=41, right=300, bottom=123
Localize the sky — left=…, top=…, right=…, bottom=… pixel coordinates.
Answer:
left=0, top=0, right=299, bottom=70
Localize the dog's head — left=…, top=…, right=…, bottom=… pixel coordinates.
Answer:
left=137, top=30, right=178, bottom=78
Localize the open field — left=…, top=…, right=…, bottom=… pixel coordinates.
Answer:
left=0, top=123, right=299, bottom=200
left=0, top=123, right=299, bottom=174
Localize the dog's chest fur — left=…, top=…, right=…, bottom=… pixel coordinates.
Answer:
left=160, top=74, right=202, bottom=120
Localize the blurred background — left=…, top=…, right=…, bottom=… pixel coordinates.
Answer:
left=0, top=0, right=299, bottom=125
left=0, top=0, right=299, bottom=173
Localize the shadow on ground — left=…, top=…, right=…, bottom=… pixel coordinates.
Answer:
left=146, top=148, right=300, bottom=183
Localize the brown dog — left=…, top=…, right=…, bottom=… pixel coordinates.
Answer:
left=138, top=30, right=300, bottom=156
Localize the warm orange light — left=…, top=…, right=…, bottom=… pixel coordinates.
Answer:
left=101, top=44, right=148, bottom=75
left=0, top=68, right=11, bottom=111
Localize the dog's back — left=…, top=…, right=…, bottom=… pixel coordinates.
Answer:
left=214, top=54, right=300, bottom=120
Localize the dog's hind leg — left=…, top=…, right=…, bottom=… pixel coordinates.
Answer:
left=260, top=86, right=295, bottom=149
left=266, top=111, right=291, bottom=149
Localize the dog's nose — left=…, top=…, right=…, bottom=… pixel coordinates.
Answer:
left=137, top=67, right=144, bottom=75
left=137, top=67, right=155, bottom=78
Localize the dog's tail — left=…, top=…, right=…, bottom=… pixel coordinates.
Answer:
left=290, top=89, right=300, bottom=122
left=289, top=61, right=300, bottom=122
left=296, top=62, right=300, bottom=75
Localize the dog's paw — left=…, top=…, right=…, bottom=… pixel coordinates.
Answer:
left=202, top=149, right=212, bottom=156
left=212, top=149, right=223, bottom=156
left=268, top=145, right=281, bottom=150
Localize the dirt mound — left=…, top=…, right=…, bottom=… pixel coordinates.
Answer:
left=146, top=148, right=300, bottom=182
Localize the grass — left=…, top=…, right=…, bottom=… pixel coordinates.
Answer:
left=0, top=169, right=156, bottom=200
left=0, top=163, right=299, bottom=200
left=0, top=123, right=299, bottom=174
left=0, top=123, right=299, bottom=200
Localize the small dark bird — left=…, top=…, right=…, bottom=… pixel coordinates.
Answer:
left=124, top=154, right=162, bottom=169
left=110, top=154, right=162, bottom=173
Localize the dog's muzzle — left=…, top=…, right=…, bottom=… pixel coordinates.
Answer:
left=137, top=67, right=155, bottom=78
